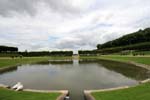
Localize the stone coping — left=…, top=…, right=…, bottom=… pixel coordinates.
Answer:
left=0, top=66, right=18, bottom=73
left=129, top=61, right=150, bottom=70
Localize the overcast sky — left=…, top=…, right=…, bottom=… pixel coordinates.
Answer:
left=0, top=0, right=150, bottom=53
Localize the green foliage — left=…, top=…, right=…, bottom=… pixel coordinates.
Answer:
left=0, top=46, right=18, bottom=52
left=97, top=28, right=150, bottom=49
left=78, top=50, right=98, bottom=56
left=0, top=52, right=20, bottom=57
left=19, top=51, right=73, bottom=57
left=19, top=51, right=50, bottom=57
left=50, top=51, right=73, bottom=56
left=97, top=42, right=150, bottom=54
left=0, top=51, right=73, bottom=57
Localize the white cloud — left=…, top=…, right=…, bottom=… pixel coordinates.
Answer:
left=0, top=0, right=150, bottom=53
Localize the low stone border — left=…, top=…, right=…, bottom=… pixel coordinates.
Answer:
left=0, top=84, right=10, bottom=88
left=84, top=78, right=150, bottom=100
left=84, top=91, right=95, bottom=100
left=0, top=84, right=68, bottom=100
left=139, top=78, right=150, bottom=84
left=0, top=66, right=18, bottom=73
left=129, top=61, right=150, bottom=70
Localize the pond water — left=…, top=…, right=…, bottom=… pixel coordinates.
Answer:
left=0, top=59, right=149, bottom=100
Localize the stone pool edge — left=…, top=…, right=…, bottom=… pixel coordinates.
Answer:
left=0, top=84, right=68, bottom=100
left=0, top=65, right=19, bottom=73
left=84, top=78, right=150, bottom=100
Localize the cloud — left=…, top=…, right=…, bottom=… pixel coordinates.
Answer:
left=0, top=0, right=38, bottom=16
left=0, top=0, right=95, bottom=17
left=0, top=0, right=150, bottom=53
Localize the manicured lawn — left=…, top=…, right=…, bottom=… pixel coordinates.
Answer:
left=0, top=87, right=60, bottom=100
left=80, top=55, right=150, bottom=66
left=99, top=56, right=150, bottom=65
left=0, top=56, right=72, bottom=69
left=92, top=82, right=150, bottom=100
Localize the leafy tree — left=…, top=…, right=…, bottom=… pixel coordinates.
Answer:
left=97, top=28, right=150, bottom=49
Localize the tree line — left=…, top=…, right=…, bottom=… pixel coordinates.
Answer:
left=0, top=46, right=18, bottom=52
left=78, top=50, right=97, bottom=56
left=79, top=28, right=150, bottom=55
left=96, top=42, right=150, bottom=54
left=0, top=45, right=73, bottom=57
left=19, top=51, right=73, bottom=57
left=97, top=28, right=150, bottom=49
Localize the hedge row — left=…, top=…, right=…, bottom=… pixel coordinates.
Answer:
left=97, top=42, right=150, bottom=54
left=0, top=46, right=18, bottom=52
left=19, top=51, right=73, bottom=57
left=0, top=51, right=73, bottom=57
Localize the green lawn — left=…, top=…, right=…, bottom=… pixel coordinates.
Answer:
left=92, top=82, right=150, bottom=100
left=111, top=50, right=150, bottom=55
left=0, top=56, right=72, bottom=69
left=99, top=55, right=150, bottom=66
left=0, top=87, right=60, bottom=100
left=80, top=55, right=150, bottom=65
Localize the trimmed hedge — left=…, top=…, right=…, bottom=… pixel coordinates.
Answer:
left=0, top=46, right=18, bottom=52
left=97, top=42, right=150, bottom=54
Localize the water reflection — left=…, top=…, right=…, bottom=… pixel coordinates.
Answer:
left=97, top=59, right=149, bottom=80
left=79, top=59, right=149, bottom=80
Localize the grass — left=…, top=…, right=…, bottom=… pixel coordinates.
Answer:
left=99, top=55, right=150, bottom=66
left=80, top=55, right=150, bottom=65
left=135, top=51, right=150, bottom=55
left=0, top=87, right=60, bottom=100
left=0, top=56, right=72, bottom=69
left=112, top=50, right=150, bottom=55
left=92, top=82, right=150, bottom=100
left=80, top=55, right=150, bottom=66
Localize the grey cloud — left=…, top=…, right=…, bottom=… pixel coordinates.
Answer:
left=101, top=33, right=122, bottom=43
left=132, top=15, right=150, bottom=29
left=55, top=39, right=83, bottom=49
left=55, top=32, right=101, bottom=50
left=0, top=0, right=87, bottom=17
left=43, top=0, right=82, bottom=14
left=0, top=0, right=38, bottom=16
